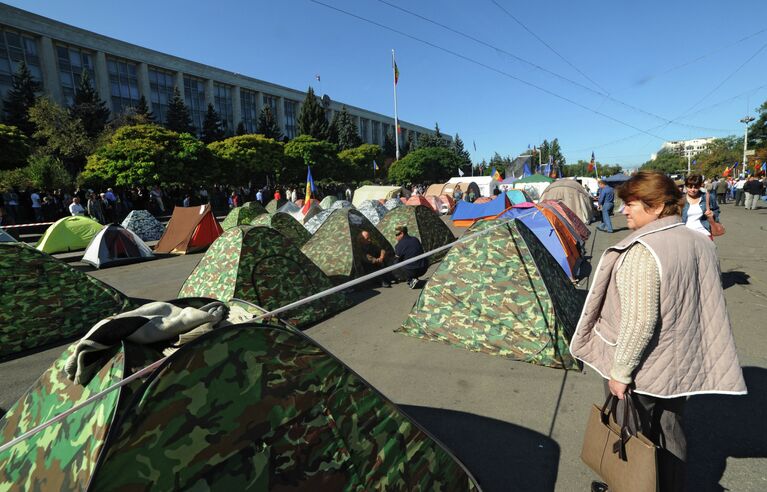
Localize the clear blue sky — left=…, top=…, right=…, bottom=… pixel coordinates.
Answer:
left=8, top=0, right=767, bottom=168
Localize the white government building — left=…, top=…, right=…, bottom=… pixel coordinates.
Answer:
left=0, top=3, right=438, bottom=144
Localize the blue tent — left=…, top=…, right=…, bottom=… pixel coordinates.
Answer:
left=452, top=195, right=511, bottom=225
left=505, top=189, right=532, bottom=205
left=498, top=208, right=572, bottom=278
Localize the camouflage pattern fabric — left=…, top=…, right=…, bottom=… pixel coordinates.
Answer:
left=377, top=205, right=456, bottom=264
left=265, top=198, right=287, bottom=214
left=178, top=226, right=349, bottom=327
left=304, top=209, right=333, bottom=235
left=120, top=210, right=165, bottom=241
left=383, top=197, right=404, bottom=211
left=319, top=195, right=338, bottom=209
left=221, top=202, right=267, bottom=231
left=330, top=200, right=353, bottom=210
left=0, top=342, right=159, bottom=491
left=277, top=201, right=301, bottom=215
left=0, top=243, right=133, bottom=359
left=356, top=200, right=388, bottom=226
left=89, top=324, right=480, bottom=491
left=250, top=212, right=310, bottom=247
left=301, top=209, right=394, bottom=284
left=398, top=219, right=580, bottom=369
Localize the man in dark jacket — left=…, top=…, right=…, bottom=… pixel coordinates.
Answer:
left=597, top=180, right=615, bottom=233
left=393, top=225, right=428, bottom=288
left=743, top=175, right=763, bottom=210
left=715, top=178, right=728, bottom=204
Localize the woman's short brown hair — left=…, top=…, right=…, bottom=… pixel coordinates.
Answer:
left=617, top=171, right=684, bottom=218
left=684, top=174, right=704, bottom=188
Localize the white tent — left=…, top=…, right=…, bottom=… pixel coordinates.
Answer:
left=447, top=176, right=501, bottom=197
left=82, top=224, right=154, bottom=268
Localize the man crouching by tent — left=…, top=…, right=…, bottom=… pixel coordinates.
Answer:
left=393, top=225, right=427, bottom=289
left=358, top=230, right=394, bottom=288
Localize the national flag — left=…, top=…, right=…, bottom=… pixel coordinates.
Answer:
left=588, top=152, right=595, bottom=173
left=522, top=162, right=532, bottom=177
left=302, top=166, right=316, bottom=214
left=722, top=165, right=732, bottom=177
left=755, top=161, right=761, bottom=171
left=393, top=59, right=399, bottom=85
left=396, top=124, right=402, bottom=134
left=458, top=167, right=465, bottom=177
left=761, top=161, right=766, bottom=173
left=492, top=167, right=502, bottom=180
left=373, top=159, right=379, bottom=171
left=544, top=156, right=552, bottom=177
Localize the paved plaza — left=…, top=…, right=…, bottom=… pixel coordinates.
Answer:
left=2, top=203, right=766, bottom=491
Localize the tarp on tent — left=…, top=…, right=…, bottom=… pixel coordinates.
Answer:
left=319, top=195, right=338, bottom=209
left=352, top=185, right=410, bottom=207
left=356, top=199, right=388, bottom=226
left=383, top=197, right=404, bottom=211
left=540, top=200, right=590, bottom=243
left=397, top=218, right=581, bottom=369
left=302, top=208, right=394, bottom=284
left=378, top=205, right=456, bottom=264
left=179, top=226, right=349, bottom=327
left=452, top=194, right=511, bottom=227
left=538, top=179, right=595, bottom=224
left=0, top=228, right=16, bottom=242
left=505, top=189, right=532, bottom=205
left=265, top=198, right=288, bottom=214
left=512, top=175, right=553, bottom=202
left=250, top=211, right=311, bottom=246
left=0, top=242, right=131, bottom=359
left=154, top=204, right=222, bottom=254
left=220, top=201, right=267, bottom=230
left=121, top=209, right=164, bottom=241
left=0, top=316, right=479, bottom=490
left=82, top=224, right=154, bottom=268
left=36, top=216, right=104, bottom=254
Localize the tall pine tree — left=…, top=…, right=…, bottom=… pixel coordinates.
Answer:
left=336, top=106, right=361, bottom=150
left=452, top=133, right=472, bottom=169
left=2, top=61, right=40, bottom=137
left=236, top=121, right=247, bottom=135
left=296, top=86, right=328, bottom=139
left=165, top=87, right=194, bottom=134
left=134, top=95, right=154, bottom=122
left=256, top=106, right=282, bottom=140
left=383, top=131, right=396, bottom=159
left=326, top=110, right=341, bottom=145
left=201, top=103, right=225, bottom=143
left=70, top=70, right=110, bottom=139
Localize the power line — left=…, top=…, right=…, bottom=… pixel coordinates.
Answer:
left=489, top=0, right=609, bottom=94
left=374, top=0, right=730, bottom=135
left=310, top=0, right=670, bottom=140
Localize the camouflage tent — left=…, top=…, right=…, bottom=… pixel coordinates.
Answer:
left=383, top=197, right=404, bottom=211
left=0, top=243, right=132, bottom=359
left=378, top=205, right=456, bottom=264
left=302, top=208, right=394, bottom=284
left=319, top=195, right=338, bottom=209
left=330, top=199, right=353, bottom=210
left=179, top=226, right=348, bottom=327
left=398, top=218, right=581, bottom=369
left=220, top=201, right=267, bottom=230
left=0, top=228, right=16, bottom=242
left=265, top=198, right=287, bottom=214
left=303, top=209, right=333, bottom=235
left=356, top=199, right=388, bottom=226
left=250, top=211, right=311, bottom=247
left=0, top=317, right=479, bottom=491
left=277, top=200, right=301, bottom=215
left=120, top=209, right=164, bottom=241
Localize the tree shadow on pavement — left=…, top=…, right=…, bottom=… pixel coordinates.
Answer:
left=401, top=405, right=560, bottom=492
left=720, top=271, right=749, bottom=289
left=685, top=366, right=766, bottom=490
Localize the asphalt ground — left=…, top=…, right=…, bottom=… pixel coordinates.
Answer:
left=1, top=202, right=765, bottom=491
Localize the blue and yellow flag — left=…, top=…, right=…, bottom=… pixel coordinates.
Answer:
left=302, top=166, right=316, bottom=214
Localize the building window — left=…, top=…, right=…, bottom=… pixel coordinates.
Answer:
left=359, top=118, right=369, bottom=142
left=213, top=82, right=233, bottom=132
left=0, top=28, right=41, bottom=101
left=107, top=57, right=139, bottom=115
left=183, top=75, right=206, bottom=132
left=148, top=67, right=175, bottom=124
left=240, top=89, right=258, bottom=133
left=371, top=120, right=380, bottom=145
left=262, top=94, right=278, bottom=114
left=284, top=99, right=298, bottom=139
left=56, top=44, right=94, bottom=106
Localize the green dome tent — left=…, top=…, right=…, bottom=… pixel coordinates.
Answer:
left=179, top=226, right=348, bottom=327
left=377, top=205, right=456, bottom=264
left=0, top=317, right=479, bottom=491
left=220, top=201, right=267, bottom=230
left=301, top=209, right=394, bottom=284
left=319, top=195, right=338, bottom=209
left=0, top=242, right=132, bottom=359
left=249, top=211, right=311, bottom=247
left=397, top=218, right=581, bottom=369
left=36, top=216, right=104, bottom=254
left=265, top=198, right=288, bottom=214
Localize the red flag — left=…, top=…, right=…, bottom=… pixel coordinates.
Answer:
left=587, top=152, right=595, bottom=173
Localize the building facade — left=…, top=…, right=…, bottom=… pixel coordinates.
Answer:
left=0, top=3, right=439, bottom=146
left=654, top=137, right=715, bottom=161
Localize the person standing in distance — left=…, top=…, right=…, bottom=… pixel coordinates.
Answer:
left=596, top=180, right=614, bottom=233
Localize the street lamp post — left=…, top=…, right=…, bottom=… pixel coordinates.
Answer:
left=741, top=115, right=755, bottom=174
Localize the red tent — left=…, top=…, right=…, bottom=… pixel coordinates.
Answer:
left=405, top=195, right=437, bottom=212
left=155, top=204, right=222, bottom=254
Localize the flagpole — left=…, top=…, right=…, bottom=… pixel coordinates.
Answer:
left=392, top=49, right=400, bottom=161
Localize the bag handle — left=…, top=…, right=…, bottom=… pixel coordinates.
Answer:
left=600, top=393, right=642, bottom=461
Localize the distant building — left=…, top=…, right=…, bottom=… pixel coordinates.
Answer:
left=0, top=3, right=441, bottom=145
left=653, top=137, right=715, bottom=161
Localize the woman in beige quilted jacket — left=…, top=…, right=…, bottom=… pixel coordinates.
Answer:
left=570, top=171, right=746, bottom=492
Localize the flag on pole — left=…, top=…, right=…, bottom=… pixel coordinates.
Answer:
left=522, top=163, right=532, bottom=177
left=544, top=157, right=552, bottom=177
left=492, top=167, right=502, bottom=180
left=393, top=59, right=399, bottom=85
left=458, top=168, right=465, bottom=177
left=723, top=165, right=732, bottom=177
left=373, top=160, right=379, bottom=171
left=588, top=152, right=595, bottom=173
left=302, top=166, right=315, bottom=214
left=761, top=161, right=766, bottom=173
left=473, top=140, right=477, bottom=152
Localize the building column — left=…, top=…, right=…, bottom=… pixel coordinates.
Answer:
left=38, top=36, right=63, bottom=105
left=175, top=71, right=185, bottom=102
left=137, top=62, right=152, bottom=104
left=205, top=79, right=215, bottom=108
left=232, top=86, right=242, bottom=129
left=94, top=51, right=113, bottom=113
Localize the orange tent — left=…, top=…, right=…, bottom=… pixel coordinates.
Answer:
left=155, top=204, right=222, bottom=254
left=423, top=195, right=444, bottom=213
left=439, top=194, right=456, bottom=213
left=540, top=199, right=590, bottom=242
left=535, top=204, right=581, bottom=276
left=405, top=195, right=435, bottom=211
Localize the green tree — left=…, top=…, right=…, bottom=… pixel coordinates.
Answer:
left=549, top=138, right=565, bottom=166
left=417, top=123, right=448, bottom=149
left=692, top=136, right=741, bottom=177
left=566, top=159, right=622, bottom=177
left=283, top=134, right=338, bottom=181
left=383, top=131, right=396, bottom=160
left=235, top=121, right=247, bottom=136
left=28, top=97, right=93, bottom=172
left=296, top=86, right=328, bottom=139
left=2, top=61, right=40, bottom=137
left=70, top=70, right=110, bottom=139
left=208, top=134, right=284, bottom=185
left=83, top=124, right=214, bottom=186
left=0, top=124, right=31, bottom=170
left=201, top=103, right=225, bottom=143
left=748, top=100, right=767, bottom=149
left=165, top=87, right=194, bottom=134
left=387, top=146, right=459, bottom=184
left=338, top=143, right=383, bottom=181
left=335, top=106, right=361, bottom=150
left=256, top=106, right=282, bottom=140
left=451, top=133, right=472, bottom=170
left=640, top=148, right=688, bottom=174
left=134, top=95, right=154, bottom=122
left=406, top=132, right=416, bottom=154
left=24, top=154, right=72, bottom=190
left=327, top=110, right=341, bottom=145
